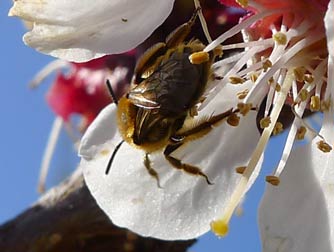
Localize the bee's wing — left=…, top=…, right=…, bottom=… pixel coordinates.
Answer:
left=127, top=79, right=161, bottom=109
left=128, top=59, right=178, bottom=110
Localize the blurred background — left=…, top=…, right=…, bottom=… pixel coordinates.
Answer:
left=0, top=0, right=286, bottom=250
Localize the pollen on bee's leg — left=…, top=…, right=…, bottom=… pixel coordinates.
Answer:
left=265, top=175, right=280, bottom=186
left=189, top=51, right=210, bottom=64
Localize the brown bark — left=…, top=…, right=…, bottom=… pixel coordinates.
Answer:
left=0, top=170, right=195, bottom=252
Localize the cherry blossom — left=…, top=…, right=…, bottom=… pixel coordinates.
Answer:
left=257, top=0, right=334, bottom=251
left=8, top=0, right=175, bottom=62
left=15, top=0, right=332, bottom=246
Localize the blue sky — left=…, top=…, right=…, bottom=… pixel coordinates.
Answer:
left=0, top=0, right=79, bottom=223
left=0, top=1, right=286, bottom=250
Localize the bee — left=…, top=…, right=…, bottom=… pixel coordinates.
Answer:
left=106, top=9, right=236, bottom=187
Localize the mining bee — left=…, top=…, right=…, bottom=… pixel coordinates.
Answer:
left=106, top=9, right=237, bottom=187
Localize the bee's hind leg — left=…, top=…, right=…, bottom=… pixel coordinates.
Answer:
left=164, top=108, right=236, bottom=184
left=144, top=153, right=162, bottom=188
left=163, top=143, right=213, bottom=185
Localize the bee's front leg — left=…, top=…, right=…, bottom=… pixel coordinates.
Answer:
left=143, top=153, right=162, bottom=188
left=163, top=143, right=213, bottom=185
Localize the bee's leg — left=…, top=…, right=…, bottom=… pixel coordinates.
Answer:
left=144, top=153, right=162, bottom=188
left=163, top=108, right=237, bottom=184
left=163, top=143, right=213, bottom=185
left=175, top=108, right=234, bottom=141
left=165, top=7, right=200, bottom=48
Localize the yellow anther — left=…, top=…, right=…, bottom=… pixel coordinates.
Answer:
left=262, top=59, right=272, bottom=72
left=321, top=100, right=331, bottom=111
left=272, top=122, right=283, bottom=135
left=235, top=0, right=248, bottom=7
left=250, top=72, right=258, bottom=83
left=229, top=76, right=245, bottom=84
left=213, top=46, right=223, bottom=58
left=273, top=32, right=287, bottom=45
left=298, top=89, right=309, bottom=102
left=296, top=126, right=307, bottom=140
left=260, top=117, right=271, bottom=129
left=317, top=140, right=332, bottom=153
left=236, top=89, right=249, bottom=100
left=266, top=175, right=280, bottom=186
left=293, top=67, right=306, bottom=82
left=304, top=74, right=314, bottom=83
left=237, top=102, right=252, bottom=116
left=189, top=51, right=210, bottom=64
left=275, top=83, right=281, bottom=92
left=268, top=77, right=274, bottom=85
left=310, top=95, right=320, bottom=111
left=211, top=219, right=229, bottom=237
left=235, top=166, right=246, bottom=174
left=227, top=113, right=240, bottom=126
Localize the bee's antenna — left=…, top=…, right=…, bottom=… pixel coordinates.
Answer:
left=105, top=140, right=125, bottom=174
left=106, top=79, right=118, bottom=106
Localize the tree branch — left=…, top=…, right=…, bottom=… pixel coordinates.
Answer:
left=0, top=170, right=195, bottom=252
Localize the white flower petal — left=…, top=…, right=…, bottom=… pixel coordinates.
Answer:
left=325, top=0, right=334, bottom=58
left=9, top=0, right=175, bottom=62
left=258, top=119, right=334, bottom=252
left=79, top=84, right=260, bottom=240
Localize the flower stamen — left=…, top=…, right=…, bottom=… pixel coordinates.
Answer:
left=296, top=126, right=307, bottom=140
left=212, top=69, right=295, bottom=237
left=227, top=113, right=241, bottom=126
left=265, top=175, right=280, bottom=186
left=310, top=95, right=321, bottom=111
left=260, top=117, right=271, bottom=129
left=317, top=140, right=332, bottom=153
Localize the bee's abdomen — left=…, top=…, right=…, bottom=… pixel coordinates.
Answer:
left=152, top=49, right=210, bottom=116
